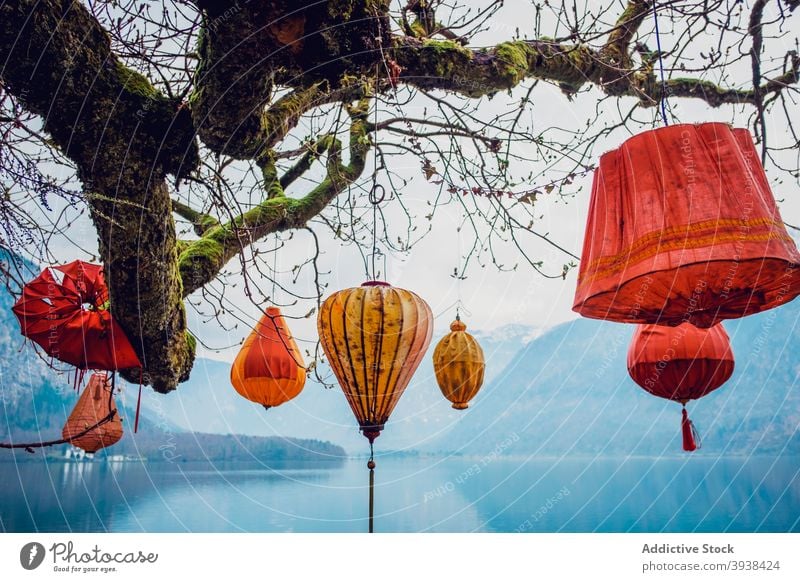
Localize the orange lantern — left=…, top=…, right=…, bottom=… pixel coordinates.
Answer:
left=62, top=372, right=123, bottom=453
left=317, top=281, right=433, bottom=442
left=231, top=306, right=306, bottom=410
left=573, top=123, right=800, bottom=328
left=433, top=317, right=485, bottom=409
left=627, top=322, right=734, bottom=451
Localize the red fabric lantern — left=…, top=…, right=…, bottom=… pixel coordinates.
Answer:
left=230, top=306, right=306, bottom=409
left=62, top=372, right=124, bottom=454
left=12, top=260, right=141, bottom=371
left=574, top=123, right=800, bottom=328
left=627, top=322, right=735, bottom=451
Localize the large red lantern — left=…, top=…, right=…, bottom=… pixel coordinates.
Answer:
left=574, top=123, right=800, bottom=328
left=230, top=307, right=306, bottom=409
left=627, top=322, right=734, bottom=451
left=12, top=260, right=141, bottom=371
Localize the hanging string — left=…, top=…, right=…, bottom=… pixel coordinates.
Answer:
left=456, top=219, right=462, bottom=321
left=367, top=440, right=376, bottom=534
left=368, top=63, right=386, bottom=281
left=272, top=233, right=278, bottom=301
left=134, top=369, right=143, bottom=433
left=651, top=1, right=670, bottom=126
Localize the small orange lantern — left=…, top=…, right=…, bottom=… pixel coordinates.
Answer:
left=433, top=317, right=485, bottom=409
left=231, top=306, right=306, bottom=410
left=62, top=372, right=123, bottom=453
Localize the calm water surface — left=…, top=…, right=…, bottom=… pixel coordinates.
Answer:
left=1, top=456, right=797, bottom=532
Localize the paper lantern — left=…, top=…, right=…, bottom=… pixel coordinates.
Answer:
left=317, top=281, right=433, bottom=442
left=627, top=322, right=734, bottom=451
left=433, top=318, right=485, bottom=409
left=62, top=372, right=123, bottom=453
left=574, top=123, right=800, bottom=328
left=231, top=307, right=305, bottom=409
left=12, top=260, right=141, bottom=370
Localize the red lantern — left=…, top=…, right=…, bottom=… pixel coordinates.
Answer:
left=12, top=260, right=141, bottom=371
left=62, top=372, right=123, bottom=454
left=627, top=322, right=734, bottom=451
left=574, top=123, right=800, bottom=328
left=230, top=307, right=306, bottom=409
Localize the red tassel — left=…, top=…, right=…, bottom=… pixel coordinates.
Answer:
left=681, top=407, right=699, bottom=452
left=134, top=369, right=143, bottom=434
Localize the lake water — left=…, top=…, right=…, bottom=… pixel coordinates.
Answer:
left=1, top=456, right=798, bottom=532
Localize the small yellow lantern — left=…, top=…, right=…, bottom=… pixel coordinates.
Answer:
left=433, top=317, right=485, bottom=409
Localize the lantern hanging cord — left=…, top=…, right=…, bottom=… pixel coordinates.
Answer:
left=456, top=220, right=462, bottom=320
left=272, top=233, right=278, bottom=301
left=651, top=1, right=670, bottom=126
left=368, top=440, right=375, bottom=533
left=368, top=63, right=385, bottom=281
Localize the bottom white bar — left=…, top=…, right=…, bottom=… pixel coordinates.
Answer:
left=1, top=534, right=797, bottom=581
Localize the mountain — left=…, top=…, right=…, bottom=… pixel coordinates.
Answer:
left=5, top=245, right=798, bottom=458
left=432, top=303, right=800, bottom=456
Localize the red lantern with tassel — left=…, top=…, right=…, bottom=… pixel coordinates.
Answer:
left=12, top=260, right=141, bottom=370
left=574, top=123, right=800, bottom=328
left=627, top=322, right=734, bottom=451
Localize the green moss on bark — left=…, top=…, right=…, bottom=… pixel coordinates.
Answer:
left=494, top=41, right=531, bottom=86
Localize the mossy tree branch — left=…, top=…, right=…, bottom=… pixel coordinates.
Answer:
left=172, top=199, right=220, bottom=236
left=391, top=5, right=799, bottom=106
left=178, top=100, right=371, bottom=296
left=190, top=0, right=391, bottom=159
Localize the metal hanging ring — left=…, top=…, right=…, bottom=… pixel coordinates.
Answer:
left=369, top=183, right=386, bottom=205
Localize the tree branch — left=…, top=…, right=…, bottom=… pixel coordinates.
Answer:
left=178, top=99, right=371, bottom=296
left=172, top=199, right=220, bottom=236
left=392, top=11, right=800, bottom=106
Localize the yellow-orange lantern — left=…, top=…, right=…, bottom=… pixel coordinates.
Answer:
left=62, top=372, right=123, bottom=453
left=231, top=306, right=306, bottom=410
left=433, top=317, right=485, bottom=409
left=317, top=281, right=433, bottom=442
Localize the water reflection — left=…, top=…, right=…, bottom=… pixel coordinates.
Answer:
left=0, top=456, right=797, bottom=532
